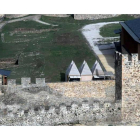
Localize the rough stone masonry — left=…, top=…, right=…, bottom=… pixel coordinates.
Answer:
left=121, top=53, right=140, bottom=123
left=0, top=77, right=118, bottom=125
left=1, top=51, right=140, bottom=125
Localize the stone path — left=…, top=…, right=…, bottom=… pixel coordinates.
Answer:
left=82, top=21, right=120, bottom=74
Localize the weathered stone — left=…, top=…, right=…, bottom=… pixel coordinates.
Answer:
left=36, top=78, right=45, bottom=87
left=21, top=78, right=31, bottom=88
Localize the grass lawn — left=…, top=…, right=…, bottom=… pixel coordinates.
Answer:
left=0, top=14, right=136, bottom=83
left=100, top=23, right=122, bottom=37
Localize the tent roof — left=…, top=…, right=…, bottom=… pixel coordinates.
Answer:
left=91, top=60, right=104, bottom=75
left=79, top=60, right=92, bottom=75
left=66, top=60, right=80, bottom=76
left=0, top=69, right=11, bottom=76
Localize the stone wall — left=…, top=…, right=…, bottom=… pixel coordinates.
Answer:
left=74, top=14, right=140, bottom=20
left=0, top=78, right=115, bottom=106
left=121, top=53, right=140, bottom=123
left=74, top=14, right=120, bottom=20
left=0, top=14, right=4, bottom=22
left=0, top=101, right=121, bottom=126
left=43, top=14, right=70, bottom=17
left=47, top=81, right=115, bottom=100
left=3, top=78, right=115, bottom=101
left=5, top=14, right=29, bottom=19
left=0, top=78, right=117, bottom=125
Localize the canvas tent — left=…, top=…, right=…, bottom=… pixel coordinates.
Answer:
left=79, top=60, right=92, bottom=81
left=65, top=61, right=81, bottom=81
left=91, top=60, right=104, bottom=79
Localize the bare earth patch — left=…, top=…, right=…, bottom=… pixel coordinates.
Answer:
left=55, top=33, right=81, bottom=45
left=11, top=28, right=59, bottom=34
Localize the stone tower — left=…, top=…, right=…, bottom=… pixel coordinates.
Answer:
left=115, top=51, right=140, bottom=123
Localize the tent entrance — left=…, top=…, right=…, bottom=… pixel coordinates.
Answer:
left=2, top=75, right=7, bottom=85
left=69, top=76, right=81, bottom=82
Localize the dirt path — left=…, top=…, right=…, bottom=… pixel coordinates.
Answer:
left=81, top=21, right=120, bottom=74
left=0, top=15, right=58, bottom=31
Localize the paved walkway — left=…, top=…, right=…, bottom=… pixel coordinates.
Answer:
left=82, top=21, right=120, bottom=74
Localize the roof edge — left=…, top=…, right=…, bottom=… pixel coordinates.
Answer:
left=120, top=22, right=140, bottom=43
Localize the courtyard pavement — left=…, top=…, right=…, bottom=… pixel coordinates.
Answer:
left=82, top=21, right=120, bottom=74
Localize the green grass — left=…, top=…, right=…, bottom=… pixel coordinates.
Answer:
left=0, top=14, right=136, bottom=83
left=100, top=23, right=122, bottom=37
left=0, top=18, right=95, bottom=83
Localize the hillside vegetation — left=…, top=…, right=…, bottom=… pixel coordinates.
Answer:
left=0, top=14, right=135, bottom=83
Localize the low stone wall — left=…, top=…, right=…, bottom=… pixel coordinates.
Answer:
left=0, top=101, right=121, bottom=126
left=74, top=14, right=120, bottom=20
left=5, top=14, right=29, bottom=19
left=0, top=14, right=5, bottom=22
left=74, top=14, right=140, bottom=20
left=43, top=14, right=70, bottom=17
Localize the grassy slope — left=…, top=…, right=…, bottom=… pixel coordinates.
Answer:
left=100, top=23, right=122, bottom=37
left=0, top=14, right=135, bottom=83
left=99, top=14, right=135, bottom=37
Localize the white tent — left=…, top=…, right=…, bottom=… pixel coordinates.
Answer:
left=65, top=60, right=80, bottom=81
left=79, top=60, right=92, bottom=81
left=91, top=60, right=104, bottom=78
left=79, top=60, right=92, bottom=75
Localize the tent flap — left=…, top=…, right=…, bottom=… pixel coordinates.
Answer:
left=70, top=76, right=81, bottom=78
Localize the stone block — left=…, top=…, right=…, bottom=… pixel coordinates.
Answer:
left=36, top=78, right=45, bottom=87
left=21, top=77, right=31, bottom=88
left=93, top=102, right=99, bottom=109
left=8, top=79, right=16, bottom=86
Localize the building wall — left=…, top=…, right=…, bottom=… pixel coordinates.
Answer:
left=80, top=75, right=92, bottom=81
left=121, top=27, right=138, bottom=53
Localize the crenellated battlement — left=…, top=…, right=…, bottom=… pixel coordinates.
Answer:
left=0, top=101, right=121, bottom=126
left=116, top=51, right=140, bottom=64
left=121, top=53, right=140, bottom=66
left=7, top=77, right=46, bottom=88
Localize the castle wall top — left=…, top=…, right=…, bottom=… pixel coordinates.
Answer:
left=116, top=51, right=139, bottom=64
